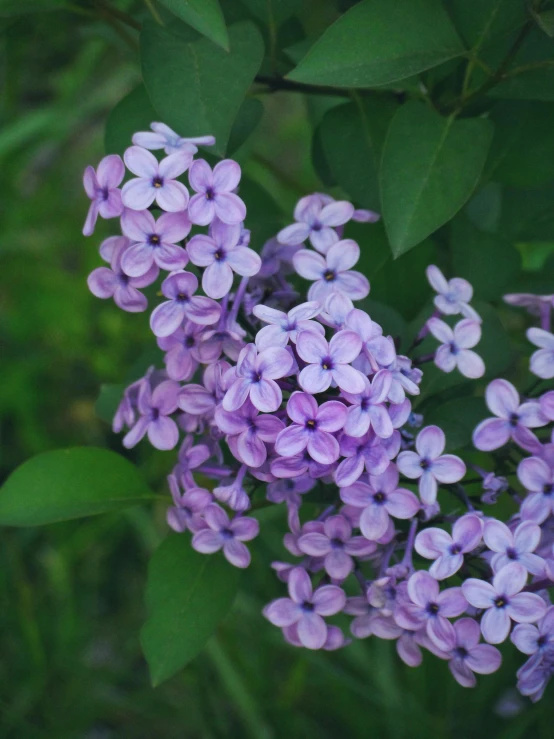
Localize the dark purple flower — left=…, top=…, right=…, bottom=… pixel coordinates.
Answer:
left=428, top=317, right=485, bottom=379
left=122, top=379, right=180, bottom=450
left=266, top=474, right=315, bottom=505
left=187, top=220, right=261, bottom=299
left=415, top=514, right=483, bottom=580
left=293, top=240, right=369, bottom=302
left=397, top=425, right=466, bottom=505
left=395, top=570, right=467, bottom=651
left=426, top=265, right=480, bottom=321
left=82, top=154, right=124, bottom=235
left=270, top=449, right=334, bottom=480
left=263, top=567, right=346, bottom=649
left=166, top=474, right=211, bottom=533
left=484, top=519, right=544, bottom=576
left=188, top=159, right=246, bottom=225
left=342, top=370, right=393, bottom=438
left=122, top=146, right=191, bottom=211
left=277, top=194, right=354, bottom=253
left=472, top=379, right=546, bottom=452
left=253, top=301, right=323, bottom=350
left=222, top=344, right=293, bottom=413
left=150, top=270, right=221, bottom=337
left=215, top=399, right=284, bottom=468
left=275, top=392, right=347, bottom=465
left=462, top=562, right=547, bottom=644
left=446, top=617, right=502, bottom=688
left=120, top=209, right=190, bottom=276
left=518, top=456, right=554, bottom=524
left=132, top=122, right=215, bottom=155
left=334, top=430, right=390, bottom=488
left=88, top=236, right=158, bottom=312
left=296, top=329, right=364, bottom=394
left=192, top=503, right=259, bottom=568
left=298, top=514, right=376, bottom=580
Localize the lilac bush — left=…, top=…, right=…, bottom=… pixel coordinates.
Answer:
left=83, top=123, right=554, bottom=702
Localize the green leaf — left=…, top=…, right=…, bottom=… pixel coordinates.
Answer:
left=238, top=174, right=284, bottom=246
left=532, top=8, right=554, bottom=38
left=227, top=97, right=264, bottom=155
left=141, top=535, right=240, bottom=686
left=424, top=396, right=487, bottom=451
left=156, top=0, right=229, bottom=50
left=444, top=0, right=526, bottom=49
left=141, top=20, right=264, bottom=156
left=95, top=383, right=126, bottom=424
left=0, top=448, right=155, bottom=526
left=105, top=85, right=158, bottom=156
left=465, top=182, right=502, bottom=233
left=319, top=96, right=398, bottom=211
left=486, top=28, right=554, bottom=101
left=380, top=102, right=493, bottom=256
left=0, top=0, right=65, bottom=16
left=450, top=214, right=521, bottom=301
left=498, top=182, right=554, bottom=241
left=287, top=0, right=464, bottom=88
left=239, top=0, right=298, bottom=25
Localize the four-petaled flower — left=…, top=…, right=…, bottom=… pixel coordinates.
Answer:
left=150, top=271, right=221, bottom=337
left=222, top=344, right=293, bottom=413
left=428, top=317, right=485, bottom=379
left=192, top=504, right=259, bottom=568
left=446, top=617, right=502, bottom=688
left=122, top=146, right=191, bottom=211
left=277, top=193, right=354, bottom=253
left=341, top=370, right=394, bottom=439
left=132, top=122, right=215, bottom=155
left=166, top=475, right=212, bottom=533
left=415, top=514, right=483, bottom=580
left=426, top=265, right=481, bottom=321
left=527, top=328, right=554, bottom=379
left=484, top=519, right=544, bottom=575
left=253, top=301, right=323, bottom=350
left=517, top=456, right=554, bottom=524
left=82, top=154, right=124, bottom=236
left=215, top=399, right=284, bottom=468
left=123, top=379, right=180, bottom=450
left=296, top=330, right=365, bottom=394
left=511, top=606, right=554, bottom=657
left=293, top=240, right=370, bottom=303
left=188, top=159, right=246, bottom=225
left=120, top=209, right=190, bottom=277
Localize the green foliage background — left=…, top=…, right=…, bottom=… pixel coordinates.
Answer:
left=2, top=0, right=554, bottom=736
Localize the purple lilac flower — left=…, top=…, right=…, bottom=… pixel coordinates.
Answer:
left=215, top=399, right=284, bottom=468
left=283, top=622, right=349, bottom=651
left=481, top=471, right=509, bottom=505
left=540, top=391, right=554, bottom=421
left=192, top=503, right=259, bottom=568
left=504, top=293, right=554, bottom=320
left=263, top=567, right=346, bottom=649
left=178, top=360, right=229, bottom=418
left=173, top=436, right=211, bottom=488
left=166, top=475, right=212, bottom=533
left=446, top=617, right=502, bottom=688
left=293, top=240, right=370, bottom=303
left=82, top=154, right=124, bottom=236
left=511, top=606, right=554, bottom=657
left=346, top=309, right=396, bottom=371
left=266, top=475, right=315, bottom=506
left=188, top=159, right=246, bottom=225
left=150, top=271, right=221, bottom=338
left=297, top=514, right=376, bottom=580
left=253, top=301, right=323, bottom=350
left=527, top=328, right=554, bottom=379
left=122, top=146, right=191, bottom=211
left=517, top=456, right=554, bottom=524
left=296, top=330, right=365, bottom=394
left=414, top=514, right=483, bottom=580
left=120, top=209, right=190, bottom=277
left=132, top=122, right=215, bottom=155
left=517, top=652, right=554, bottom=702
left=352, top=208, right=380, bottom=223
left=88, top=236, right=158, bottom=312
left=187, top=220, right=261, bottom=299
left=340, top=465, right=419, bottom=541
left=426, top=265, right=481, bottom=321
left=462, top=562, right=547, bottom=644
left=213, top=466, right=251, bottom=512
left=397, top=425, right=466, bottom=505
left=395, top=571, right=467, bottom=651
left=270, top=449, right=334, bottom=480
left=387, top=356, right=422, bottom=403
left=472, top=379, right=546, bottom=452
left=484, top=519, right=544, bottom=576
left=427, top=317, right=485, bottom=379
left=277, top=193, right=354, bottom=253
left=122, top=379, right=180, bottom=450
left=341, top=371, right=393, bottom=439
left=222, top=344, right=293, bottom=413
left=274, top=392, right=347, bottom=465
left=157, top=322, right=219, bottom=382
left=334, top=430, right=390, bottom=488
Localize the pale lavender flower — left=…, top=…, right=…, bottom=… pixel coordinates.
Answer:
left=157, top=322, right=219, bottom=382
left=166, top=474, right=211, bottom=533
left=122, top=146, right=191, bottom=211
left=215, top=399, right=284, bottom=468
left=277, top=194, right=354, bottom=253
left=187, top=220, right=261, bottom=299
left=274, top=392, right=347, bottom=465
left=446, top=617, right=502, bottom=688
left=428, top=317, right=485, bottom=379
left=88, top=236, right=158, bottom=312
left=340, top=465, right=419, bottom=541
left=192, top=504, right=259, bottom=568
left=395, top=571, right=467, bottom=651
left=415, top=514, right=483, bottom=580
left=511, top=606, right=554, bottom=657
left=293, top=240, right=369, bottom=302
left=527, top=328, right=554, bottom=379
left=484, top=519, right=544, bottom=576
left=122, top=379, right=180, bottom=450
left=518, top=456, right=554, bottom=524
left=296, top=330, right=365, bottom=394
left=263, top=567, right=346, bottom=649
left=213, top=467, right=251, bottom=512
left=222, top=344, right=293, bottom=412
left=283, top=622, right=349, bottom=651
left=82, top=154, right=124, bottom=235
left=387, top=356, right=422, bottom=403
left=132, top=122, right=215, bottom=155
left=426, top=265, right=481, bottom=321
left=504, top=292, right=554, bottom=316
left=334, top=430, right=390, bottom=488
left=298, top=514, right=376, bottom=580
left=517, top=652, right=554, bottom=702
left=120, top=209, right=190, bottom=276
left=346, top=308, right=396, bottom=370
left=178, top=360, right=229, bottom=418
left=462, top=562, right=547, bottom=644
left=352, top=208, right=380, bottom=223
left=253, top=301, right=323, bottom=350
left=188, top=159, right=246, bottom=225
left=319, top=292, right=354, bottom=330
left=150, top=271, right=221, bottom=337
left=397, top=425, right=466, bottom=505
left=173, top=436, right=211, bottom=488
left=342, top=370, right=393, bottom=438
left=473, top=379, right=546, bottom=452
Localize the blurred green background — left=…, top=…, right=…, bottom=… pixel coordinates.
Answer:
left=2, top=2, right=554, bottom=737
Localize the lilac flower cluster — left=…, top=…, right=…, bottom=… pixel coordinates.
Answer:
left=84, top=123, right=554, bottom=701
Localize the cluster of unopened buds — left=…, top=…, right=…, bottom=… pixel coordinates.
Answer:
left=84, top=122, right=554, bottom=701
